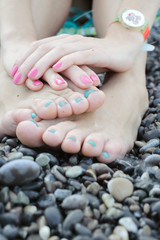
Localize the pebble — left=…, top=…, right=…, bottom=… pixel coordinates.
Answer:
left=54, top=189, right=72, bottom=201
left=44, top=206, right=62, bottom=228
left=108, top=178, right=134, bottom=202
left=86, top=182, right=101, bottom=195
left=113, top=226, right=129, bottom=240
left=102, top=193, right=115, bottom=208
left=119, top=217, right=138, bottom=233
left=62, top=194, right=88, bottom=210
left=3, top=224, right=19, bottom=238
left=36, top=154, right=50, bottom=167
left=65, top=166, right=83, bottom=178
left=51, top=165, right=67, bottom=183
left=37, top=194, right=56, bottom=208
left=144, top=154, right=160, bottom=166
left=63, top=209, right=84, bottom=230
left=75, top=223, right=92, bottom=236
left=91, top=163, right=113, bottom=175
left=139, top=139, right=160, bottom=153
left=39, top=226, right=50, bottom=240
left=0, top=159, right=40, bottom=185
left=7, top=151, right=23, bottom=160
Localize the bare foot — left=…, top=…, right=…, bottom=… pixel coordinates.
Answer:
left=16, top=53, right=148, bottom=163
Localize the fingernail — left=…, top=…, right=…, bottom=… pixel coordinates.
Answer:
left=45, top=101, right=53, bottom=107
left=33, top=80, right=42, bottom=86
left=55, top=78, right=66, bottom=85
left=102, top=152, right=109, bottom=159
left=90, top=74, right=99, bottom=82
left=67, top=136, right=76, bottom=142
left=88, top=140, right=96, bottom=147
left=48, top=129, right=56, bottom=133
left=84, top=89, right=98, bottom=98
left=28, top=67, right=38, bottom=78
left=31, top=113, right=37, bottom=119
left=10, top=65, right=18, bottom=77
left=53, top=61, right=62, bottom=69
left=13, top=72, right=21, bottom=84
left=81, top=75, right=92, bottom=84
left=29, top=119, right=39, bottom=127
left=59, top=101, right=68, bottom=107
left=75, top=97, right=83, bottom=103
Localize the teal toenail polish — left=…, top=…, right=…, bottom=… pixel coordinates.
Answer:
left=31, top=113, right=37, bottom=119
left=75, top=97, right=83, bottom=103
left=84, top=89, right=98, bottom=98
left=29, top=119, right=39, bottom=127
left=68, top=136, right=76, bottom=142
left=48, top=129, right=56, bottom=133
left=45, top=101, right=52, bottom=107
left=88, top=140, right=96, bottom=147
left=102, top=152, right=109, bottom=158
left=59, top=101, right=67, bottom=107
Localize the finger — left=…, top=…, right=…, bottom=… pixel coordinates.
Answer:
left=80, top=66, right=101, bottom=87
left=62, top=65, right=94, bottom=89
left=42, top=68, right=68, bottom=91
left=25, top=79, right=44, bottom=91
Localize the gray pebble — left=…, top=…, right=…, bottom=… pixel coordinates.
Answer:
left=144, top=154, right=160, bottom=166
left=86, top=182, right=101, bottom=195
left=65, top=166, right=83, bottom=178
left=51, top=165, right=67, bottom=183
left=7, top=151, right=23, bottom=161
left=143, top=129, right=160, bottom=142
left=0, top=159, right=40, bottom=185
left=18, top=147, right=37, bottom=157
left=63, top=209, right=83, bottom=230
left=36, top=154, right=50, bottom=167
left=0, top=234, right=7, bottom=240
left=0, top=213, right=19, bottom=226
left=38, top=194, right=56, bottom=208
left=62, top=194, right=88, bottom=210
left=139, top=139, right=160, bottom=153
left=3, top=224, right=19, bottom=238
left=54, top=189, right=72, bottom=201
left=75, top=223, right=92, bottom=236
left=44, top=206, right=62, bottom=227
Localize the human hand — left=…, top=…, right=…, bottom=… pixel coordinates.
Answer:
left=10, top=34, right=101, bottom=91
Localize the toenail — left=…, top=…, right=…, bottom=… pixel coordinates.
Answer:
left=81, top=75, right=92, bottom=84
left=48, top=129, right=56, bottom=133
left=28, top=67, right=38, bottom=78
left=55, top=78, right=66, bottom=85
left=10, top=65, right=18, bottom=77
left=84, top=89, right=98, bottom=98
left=29, top=119, right=39, bottom=127
left=58, top=101, right=68, bottom=107
left=13, top=72, right=21, bottom=84
left=34, top=80, right=42, bottom=86
left=88, top=140, right=96, bottom=147
left=31, top=113, right=37, bottom=119
left=67, top=136, right=76, bottom=142
left=45, top=101, right=53, bottom=107
left=53, top=61, right=62, bottom=69
left=102, top=152, right=109, bottom=158
left=75, top=97, right=83, bottom=103
left=90, top=74, right=99, bottom=82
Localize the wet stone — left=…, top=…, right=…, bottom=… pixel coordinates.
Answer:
left=0, top=159, right=40, bottom=185
left=18, top=147, right=37, bottom=157
left=44, top=206, right=62, bottom=228
left=65, top=166, right=83, bottom=178
left=38, top=194, right=56, bottom=208
left=62, top=194, right=88, bottom=210
left=7, top=151, right=23, bottom=160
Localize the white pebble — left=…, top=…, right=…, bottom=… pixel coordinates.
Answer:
left=119, top=217, right=137, bottom=233
left=39, top=225, right=50, bottom=240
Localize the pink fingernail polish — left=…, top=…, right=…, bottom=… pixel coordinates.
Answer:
left=90, top=74, right=99, bottom=82
left=81, top=75, right=92, bottom=84
left=55, top=78, right=66, bottom=85
left=33, top=80, right=42, bottom=86
left=53, top=61, right=62, bottom=69
left=28, top=67, right=38, bottom=78
left=10, top=65, right=18, bottom=77
left=13, top=72, right=21, bottom=84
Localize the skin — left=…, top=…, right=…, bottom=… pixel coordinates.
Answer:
left=0, top=0, right=159, bottom=162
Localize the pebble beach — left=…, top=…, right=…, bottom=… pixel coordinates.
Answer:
left=0, top=21, right=160, bottom=240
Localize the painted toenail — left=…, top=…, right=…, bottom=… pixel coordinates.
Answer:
left=81, top=75, right=92, bottom=84
left=55, top=78, right=66, bottom=85
left=58, top=101, right=68, bottom=107
left=29, top=119, right=39, bottom=127
left=13, top=72, right=21, bottom=84
left=10, top=65, right=18, bottom=77
left=90, top=74, right=99, bottom=82
left=45, top=101, right=53, bottom=107
left=48, top=129, right=56, bottom=133
left=84, top=89, right=98, bottom=98
left=53, top=61, right=62, bottom=69
left=31, top=113, right=37, bottom=119
left=102, top=152, right=109, bottom=158
left=28, top=67, right=38, bottom=78
left=67, top=136, right=76, bottom=142
left=88, top=140, right=96, bottom=147
left=33, top=80, right=42, bottom=86
left=75, top=97, right=83, bottom=103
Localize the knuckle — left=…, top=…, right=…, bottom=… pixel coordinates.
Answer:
left=38, top=44, right=51, bottom=53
